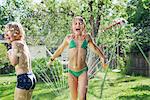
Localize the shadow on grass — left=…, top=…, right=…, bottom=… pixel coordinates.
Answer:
left=131, top=85, right=150, bottom=91
left=116, top=77, right=137, bottom=83
left=0, top=82, right=15, bottom=97
left=87, top=91, right=100, bottom=99
left=87, top=79, right=106, bottom=99
left=0, top=83, right=15, bottom=91
left=33, top=92, right=56, bottom=100
left=0, top=91, right=14, bottom=98
left=118, top=94, right=150, bottom=100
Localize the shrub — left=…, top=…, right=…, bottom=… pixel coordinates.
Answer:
left=32, top=57, right=63, bottom=83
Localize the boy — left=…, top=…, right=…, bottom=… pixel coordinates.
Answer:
left=4, top=22, right=36, bottom=100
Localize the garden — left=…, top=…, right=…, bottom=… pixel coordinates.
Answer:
left=0, top=0, right=150, bottom=100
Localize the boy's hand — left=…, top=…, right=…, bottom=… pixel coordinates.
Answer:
left=7, top=49, right=13, bottom=56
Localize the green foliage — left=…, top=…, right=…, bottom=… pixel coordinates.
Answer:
left=97, top=23, right=134, bottom=73
left=0, top=0, right=132, bottom=49
left=116, top=55, right=125, bottom=71
left=0, top=43, right=9, bottom=68
left=32, top=57, right=63, bottom=82
left=127, top=0, right=149, bottom=25
left=127, top=0, right=150, bottom=51
left=0, top=0, right=73, bottom=48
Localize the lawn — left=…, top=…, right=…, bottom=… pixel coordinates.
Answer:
left=0, top=72, right=150, bottom=100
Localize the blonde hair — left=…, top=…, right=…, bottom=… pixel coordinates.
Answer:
left=71, top=16, right=86, bottom=34
left=5, top=22, right=25, bottom=40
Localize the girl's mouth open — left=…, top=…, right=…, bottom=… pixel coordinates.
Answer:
left=76, top=28, right=80, bottom=32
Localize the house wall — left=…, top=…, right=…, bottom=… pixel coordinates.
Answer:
left=28, top=45, right=47, bottom=59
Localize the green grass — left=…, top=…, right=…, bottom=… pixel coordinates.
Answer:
left=0, top=72, right=150, bottom=100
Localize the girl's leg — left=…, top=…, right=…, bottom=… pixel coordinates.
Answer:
left=78, top=72, right=88, bottom=100
left=68, top=73, right=78, bottom=100
left=27, top=90, right=33, bottom=100
left=14, top=88, right=27, bottom=100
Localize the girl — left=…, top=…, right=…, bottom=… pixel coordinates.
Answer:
left=48, top=16, right=107, bottom=100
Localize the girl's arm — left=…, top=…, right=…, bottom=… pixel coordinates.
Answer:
left=49, top=37, right=68, bottom=62
left=88, top=34, right=107, bottom=68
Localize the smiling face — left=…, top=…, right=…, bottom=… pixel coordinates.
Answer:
left=72, top=17, right=86, bottom=35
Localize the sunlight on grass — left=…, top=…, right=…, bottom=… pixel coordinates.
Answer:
left=0, top=72, right=150, bottom=100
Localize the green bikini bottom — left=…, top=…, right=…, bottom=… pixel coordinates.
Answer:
left=68, top=67, right=88, bottom=77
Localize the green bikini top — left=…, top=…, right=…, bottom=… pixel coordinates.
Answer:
left=69, top=39, right=88, bottom=49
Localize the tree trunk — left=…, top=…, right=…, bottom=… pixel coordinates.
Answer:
left=87, top=0, right=104, bottom=75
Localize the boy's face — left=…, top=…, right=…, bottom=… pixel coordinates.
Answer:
left=4, top=31, right=17, bottom=43
left=72, top=19, right=85, bottom=35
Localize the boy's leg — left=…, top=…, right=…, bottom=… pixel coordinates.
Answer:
left=78, top=72, right=88, bottom=100
left=68, top=73, right=78, bottom=100
left=27, top=90, right=33, bottom=100
left=14, top=88, right=27, bottom=100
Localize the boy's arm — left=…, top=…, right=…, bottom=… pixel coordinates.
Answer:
left=88, top=34, right=107, bottom=68
left=50, top=37, right=68, bottom=62
left=7, top=42, right=19, bottom=66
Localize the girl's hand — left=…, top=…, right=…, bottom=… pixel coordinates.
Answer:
left=102, top=63, right=108, bottom=69
left=100, top=57, right=108, bottom=69
left=47, top=57, right=54, bottom=67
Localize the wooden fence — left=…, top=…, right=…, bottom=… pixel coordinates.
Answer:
left=129, top=51, right=150, bottom=77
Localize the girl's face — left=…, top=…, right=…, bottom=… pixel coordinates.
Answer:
left=72, top=19, right=85, bottom=35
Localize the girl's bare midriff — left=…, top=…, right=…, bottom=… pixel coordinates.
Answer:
left=68, top=39, right=87, bottom=71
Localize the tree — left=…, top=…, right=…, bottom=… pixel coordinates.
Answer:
left=127, top=0, right=150, bottom=52
left=0, top=43, right=9, bottom=68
